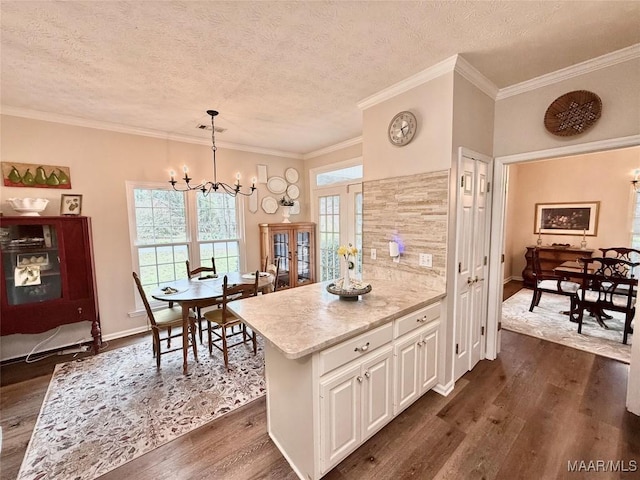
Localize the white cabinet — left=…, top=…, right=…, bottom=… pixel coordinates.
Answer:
left=263, top=301, right=442, bottom=480
left=394, top=322, right=439, bottom=415
left=319, top=345, right=393, bottom=472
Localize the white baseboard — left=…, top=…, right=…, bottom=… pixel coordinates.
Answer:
left=433, top=380, right=455, bottom=397
left=101, top=325, right=150, bottom=342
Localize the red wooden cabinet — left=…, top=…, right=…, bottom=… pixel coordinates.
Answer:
left=0, top=216, right=101, bottom=352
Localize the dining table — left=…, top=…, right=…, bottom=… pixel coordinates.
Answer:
left=151, top=271, right=273, bottom=374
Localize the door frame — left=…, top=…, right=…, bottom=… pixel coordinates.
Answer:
left=485, top=134, right=640, bottom=363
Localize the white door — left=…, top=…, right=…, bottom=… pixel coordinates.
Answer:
left=314, top=184, right=363, bottom=282
left=454, top=150, right=492, bottom=381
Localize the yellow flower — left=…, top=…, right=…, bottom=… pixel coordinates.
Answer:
left=337, top=243, right=358, bottom=259
left=337, top=245, right=348, bottom=256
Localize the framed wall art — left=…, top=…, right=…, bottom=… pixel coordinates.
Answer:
left=534, top=201, right=600, bottom=236
left=2, top=162, right=72, bottom=189
left=60, top=194, right=83, bottom=215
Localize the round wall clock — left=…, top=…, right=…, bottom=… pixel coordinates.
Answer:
left=388, top=111, right=417, bottom=146
left=544, top=90, right=602, bottom=137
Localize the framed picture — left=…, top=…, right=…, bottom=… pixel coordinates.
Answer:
left=2, top=162, right=72, bottom=189
left=60, top=194, right=83, bottom=215
left=534, top=201, right=600, bottom=236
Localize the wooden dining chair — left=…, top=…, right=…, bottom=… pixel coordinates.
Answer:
left=574, top=257, right=638, bottom=344
left=203, top=272, right=259, bottom=370
left=132, top=272, right=198, bottom=369
left=186, top=257, right=218, bottom=343
left=529, top=247, right=579, bottom=312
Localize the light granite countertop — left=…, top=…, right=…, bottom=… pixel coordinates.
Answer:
left=228, top=278, right=445, bottom=360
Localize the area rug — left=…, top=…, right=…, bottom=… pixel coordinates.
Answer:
left=17, top=338, right=266, bottom=480
left=501, top=289, right=632, bottom=364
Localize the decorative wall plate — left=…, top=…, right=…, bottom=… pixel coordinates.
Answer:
left=267, top=176, right=287, bottom=194
left=286, top=184, right=300, bottom=199
left=544, top=90, right=602, bottom=137
left=261, top=196, right=278, bottom=214
left=248, top=190, right=258, bottom=213
left=285, top=167, right=299, bottom=183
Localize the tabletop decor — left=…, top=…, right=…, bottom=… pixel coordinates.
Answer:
left=6, top=197, right=49, bottom=216
left=326, top=278, right=372, bottom=301
left=544, top=90, right=602, bottom=137
left=337, top=243, right=358, bottom=289
left=60, top=194, right=83, bottom=215
left=279, top=195, right=294, bottom=223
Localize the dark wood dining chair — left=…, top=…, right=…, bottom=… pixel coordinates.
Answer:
left=132, top=272, right=198, bottom=368
left=203, top=272, right=259, bottom=370
left=529, top=247, right=579, bottom=312
left=186, top=257, right=218, bottom=343
left=600, top=247, right=640, bottom=280
left=575, top=257, right=638, bottom=344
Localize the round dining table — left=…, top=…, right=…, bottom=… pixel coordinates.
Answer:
left=151, top=271, right=273, bottom=373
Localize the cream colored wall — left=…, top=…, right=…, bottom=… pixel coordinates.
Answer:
left=503, top=165, right=519, bottom=280
left=0, top=115, right=306, bottom=360
left=494, top=58, right=640, bottom=157
left=452, top=73, right=495, bottom=157
left=505, top=146, right=640, bottom=279
left=362, top=72, right=454, bottom=181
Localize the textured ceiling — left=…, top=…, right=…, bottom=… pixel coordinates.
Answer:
left=1, top=1, right=639, bottom=155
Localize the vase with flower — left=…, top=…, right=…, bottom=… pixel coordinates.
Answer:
left=337, top=243, right=358, bottom=290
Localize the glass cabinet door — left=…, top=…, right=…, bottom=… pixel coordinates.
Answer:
left=296, top=230, right=313, bottom=285
left=1, top=223, right=62, bottom=306
left=271, top=231, right=290, bottom=289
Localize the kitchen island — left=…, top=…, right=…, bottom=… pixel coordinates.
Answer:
left=229, top=278, right=445, bottom=480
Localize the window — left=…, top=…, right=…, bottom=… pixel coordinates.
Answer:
left=128, top=183, right=241, bottom=306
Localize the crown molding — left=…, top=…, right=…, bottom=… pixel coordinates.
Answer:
left=497, top=43, right=640, bottom=100
left=357, top=55, right=458, bottom=110
left=0, top=106, right=303, bottom=159
left=454, top=56, right=499, bottom=99
left=303, top=136, right=363, bottom=160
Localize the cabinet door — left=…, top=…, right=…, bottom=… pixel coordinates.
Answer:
left=320, top=363, right=361, bottom=472
left=270, top=229, right=291, bottom=290
left=393, top=330, right=421, bottom=415
left=418, top=325, right=439, bottom=393
left=361, top=345, right=393, bottom=441
left=293, top=225, right=314, bottom=287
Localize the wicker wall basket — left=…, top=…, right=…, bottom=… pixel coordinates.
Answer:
left=544, top=90, right=602, bottom=137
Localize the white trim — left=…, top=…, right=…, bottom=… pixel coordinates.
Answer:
left=433, top=380, right=455, bottom=397
left=101, top=325, right=150, bottom=341
left=497, top=43, right=640, bottom=100
left=0, top=106, right=303, bottom=159
left=357, top=55, right=458, bottom=110
left=498, top=134, right=640, bottom=165
left=454, top=56, right=499, bottom=100
left=303, top=136, right=363, bottom=159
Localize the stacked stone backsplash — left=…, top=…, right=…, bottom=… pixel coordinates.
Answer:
left=362, top=170, right=448, bottom=290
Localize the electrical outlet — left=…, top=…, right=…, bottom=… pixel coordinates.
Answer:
left=370, top=248, right=377, bottom=260
left=419, top=253, right=433, bottom=267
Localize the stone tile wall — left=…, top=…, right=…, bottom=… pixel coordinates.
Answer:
left=362, top=170, right=449, bottom=290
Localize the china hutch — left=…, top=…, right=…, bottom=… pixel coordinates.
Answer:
left=522, top=245, right=594, bottom=287
left=0, top=216, right=101, bottom=353
left=259, top=222, right=316, bottom=290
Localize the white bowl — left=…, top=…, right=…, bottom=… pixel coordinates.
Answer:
left=6, top=197, right=49, bottom=216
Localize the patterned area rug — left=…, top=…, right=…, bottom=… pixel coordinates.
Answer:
left=502, top=289, right=632, bottom=363
left=17, top=338, right=266, bottom=480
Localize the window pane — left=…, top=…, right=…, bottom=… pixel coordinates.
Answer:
left=316, top=165, right=363, bottom=186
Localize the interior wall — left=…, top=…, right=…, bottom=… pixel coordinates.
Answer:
left=494, top=58, right=640, bottom=157
left=0, top=115, right=307, bottom=360
left=505, top=146, right=640, bottom=279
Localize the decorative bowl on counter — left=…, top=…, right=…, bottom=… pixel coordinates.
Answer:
left=6, top=197, right=49, bottom=216
left=326, top=280, right=372, bottom=301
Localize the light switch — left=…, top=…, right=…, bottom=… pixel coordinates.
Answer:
left=371, top=248, right=377, bottom=260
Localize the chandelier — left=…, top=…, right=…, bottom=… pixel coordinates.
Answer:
left=169, top=110, right=256, bottom=197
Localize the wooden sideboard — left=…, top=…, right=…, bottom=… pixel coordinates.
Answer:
left=522, top=246, right=594, bottom=288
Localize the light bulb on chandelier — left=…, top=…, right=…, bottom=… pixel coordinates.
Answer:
left=168, top=110, right=256, bottom=197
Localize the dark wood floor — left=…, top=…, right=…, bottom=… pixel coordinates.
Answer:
left=2, top=281, right=639, bottom=480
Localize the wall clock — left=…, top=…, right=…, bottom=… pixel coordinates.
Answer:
left=388, top=111, right=417, bottom=146
left=544, top=90, right=602, bottom=137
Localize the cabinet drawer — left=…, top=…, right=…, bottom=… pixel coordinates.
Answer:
left=319, top=323, right=393, bottom=376
left=394, top=302, right=440, bottom=338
